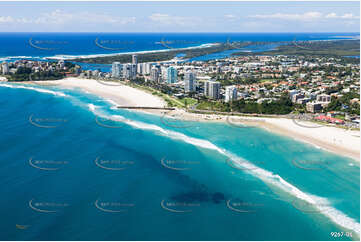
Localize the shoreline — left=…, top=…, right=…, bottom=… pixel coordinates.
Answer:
left=162, top=109, right=360, bottom=162
left=45, top=43, right=218, bottom=61
left=0, top=43, right=218, bottom=62
left=10, top=77, right=360, bottom=162
left=249, top=118, right=360, bottom=162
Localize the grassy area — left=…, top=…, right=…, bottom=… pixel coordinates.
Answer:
left=179, top=97, right=198, bottom=108
left=196, top=101, right=227, bottom=111
left=334, top=115, right=345, bottom=120
left=164, top=95, right=184, bottom=108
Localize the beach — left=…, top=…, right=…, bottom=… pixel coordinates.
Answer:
left=170, top=110, right=360, bottom=161
left=31, top=77, right=360, bottom=162
left=34, top=77, right=166, bottom=108
left=243, top=117, right=360, bottom=162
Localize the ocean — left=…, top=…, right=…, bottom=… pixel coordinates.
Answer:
left=0, top=32, right=358, bottom=72
left=0, top=33, right=359, bottom=240
left=0, top=81, right=359, bottom=241
left=0, top=32, right=359, bottom=61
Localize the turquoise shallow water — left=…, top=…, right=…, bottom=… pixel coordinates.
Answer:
left=0, top=82, right=359, bottom=241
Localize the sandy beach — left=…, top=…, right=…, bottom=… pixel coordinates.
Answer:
left=35, top=77, right=166, bottom=108
left=31, top=77, right=360, bottom=162
left=168, top=110, right=360, bottom=161
left=245, top=117, right=359, bottom=162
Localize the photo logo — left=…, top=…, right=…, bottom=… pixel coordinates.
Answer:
left=291, top=159, right=330, bottom=171
left=160, top=157, right=200, bottom=171
left=95, top=79, right=123, bottom=86
left=291, top=37, right=314, bottom=50
left=291, top=114, right=325, bottom=129
left=28, top=37, right=68, bottom=51
left=226, top=199, right=264, bottom=213
left=28, top=199, right=69, bottom=213
left=94, top=37, right=134, bottom=51
left=160, top=199, right=200, bottom=213
left=94, top=157, right=134, bottom=171
left=84, top=63, right=112, bottom=69
left=224, top=37, right=238, bottom=48
left=160, top=111, right=196, bottom=128
left=16, top=224, right=30, bottom=230
left=94, top=199, right=134, bottom=213
left=291, top=198, right=330, bottom=214
left=95, top=116, right=125, bottom=128
left=226, top=116, right=263, bottom=129
left=157, top=37, right=201, bottom=50
left=28, top=157, right=68, bottom=171
left=29, top=114, right=68, bottom=128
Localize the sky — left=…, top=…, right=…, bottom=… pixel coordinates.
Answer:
left=0, top=1, right=359, bottom=32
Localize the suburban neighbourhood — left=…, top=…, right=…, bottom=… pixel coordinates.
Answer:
left=1, top=53, right=360, bottom=129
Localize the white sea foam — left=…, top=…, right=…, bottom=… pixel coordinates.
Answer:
left=0, top=83, right=67, bottom=97
left=88, top=109, right=360, bottom=235
left=87, top=103, right=97, bottom=111
left=44, top=43, right=218, bottom=60
left=105, top=99, right=119, bottom=107
left=127, top=119, right=225, bottom=153
left=110, top=115, right=127, bottom=122
left=226, top=152, right=360, bottom=235
left=0, top=56, right=43, bottom=62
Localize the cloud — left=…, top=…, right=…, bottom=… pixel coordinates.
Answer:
left=149, top=13, right=201, bottom=26
left=224, top=14, right=238, bottom=20
left=0, top=10, right=136, bottom=25
left=0, top=16, right=33, bottom=24
left=249, top=12, right=323, bottom=21
left=0, top=16, right=14, bottom=23
left=325, top=12, right=359, bottom=19
left=325, top=12, right=337, bottom=19
left=249, top=11, right=360, bottom=22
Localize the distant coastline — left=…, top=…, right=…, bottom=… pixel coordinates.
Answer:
left=47, top=43, right=218, bottom=61
left=0, top=32, right=359, bottom=63
left=52, top=37, right=361, bottom=62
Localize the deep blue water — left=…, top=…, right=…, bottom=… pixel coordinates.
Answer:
left=0, top=82, right=359, bottom=240
left=0, top=32, right=359, bottom=61
left=0, top=32, right=358, bottom=73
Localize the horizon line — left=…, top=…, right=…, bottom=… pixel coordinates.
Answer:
left=0, top=31, right=359, bottom=34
